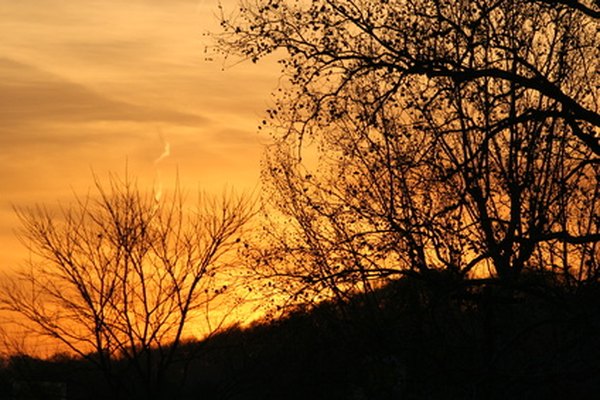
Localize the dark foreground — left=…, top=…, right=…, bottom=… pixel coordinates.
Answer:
left=2, top=274, right=600, bottom=399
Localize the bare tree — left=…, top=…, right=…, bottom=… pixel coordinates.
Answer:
left=221, top=0, right=600, bottom=302
left=1, top=173, right=254, bottom=399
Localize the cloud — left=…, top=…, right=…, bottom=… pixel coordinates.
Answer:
left=0, top=58, right=208, bottom=128
left=62, top=39, right=160, bottom=67
left=0, top=0, right=280, bottom=272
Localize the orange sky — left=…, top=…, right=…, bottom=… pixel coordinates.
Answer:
left=0, top=0, right=280, bottom=271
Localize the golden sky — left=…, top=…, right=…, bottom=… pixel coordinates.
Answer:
left=0, top=0, right=280, bottom=271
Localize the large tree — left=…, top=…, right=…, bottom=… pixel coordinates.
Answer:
left=221, top=0, right=599, bottom=152
left=221, top=0, right=600, bottom=301
left=2, top=173, right=253, bottom=399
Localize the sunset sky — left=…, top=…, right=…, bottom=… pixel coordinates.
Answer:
left=0, top=0, right=280, bottom=271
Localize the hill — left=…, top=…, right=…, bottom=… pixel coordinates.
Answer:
left=2, top=274, right=600, bottom=399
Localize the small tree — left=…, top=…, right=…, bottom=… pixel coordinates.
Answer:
left=2, top=173, right=254, bottom=399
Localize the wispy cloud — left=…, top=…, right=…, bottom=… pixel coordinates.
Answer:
left=0, top=58, right=208, bottom=127
left=0, top=0, right=279, bottom=270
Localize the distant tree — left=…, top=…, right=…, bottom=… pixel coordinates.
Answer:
left=1, top=173, right=254, bottom=400
left=220, top=0, right=600, bottom=302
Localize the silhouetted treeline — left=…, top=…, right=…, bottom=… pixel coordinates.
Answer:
left=2, top=273, right=600, bottom=399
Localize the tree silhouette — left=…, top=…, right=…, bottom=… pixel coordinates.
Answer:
left=2, top=173, right=254, bottom=400
left=221, top=0, right=599, bottom=152
left=221, top=0, right=600, bottom=302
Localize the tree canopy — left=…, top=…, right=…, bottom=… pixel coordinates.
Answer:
left=220, top=0, right=600, bottom=301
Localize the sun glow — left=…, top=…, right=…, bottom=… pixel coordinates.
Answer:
left=0, top=0, right=281, bottom=357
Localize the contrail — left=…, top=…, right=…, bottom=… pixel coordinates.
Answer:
left=154, top=129, right=171, bottom=202
left=155, top=137, right=171, bottom=165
